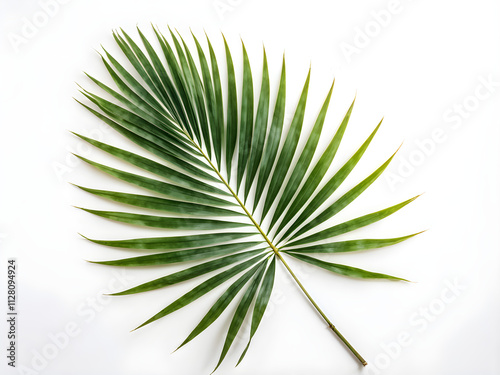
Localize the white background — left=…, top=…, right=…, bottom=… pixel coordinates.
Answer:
left=1, top=0, right=500, bottom=374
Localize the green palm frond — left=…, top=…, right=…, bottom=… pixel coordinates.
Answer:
left=74, top=25, right=421, bottom=371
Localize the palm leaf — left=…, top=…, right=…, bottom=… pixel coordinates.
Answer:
left=74, top=26, right=421, bottom=370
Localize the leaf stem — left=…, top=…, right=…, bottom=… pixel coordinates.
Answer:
left=274, top=251, right=367, bottom=366
left=188, top=138, right=367, bottom=366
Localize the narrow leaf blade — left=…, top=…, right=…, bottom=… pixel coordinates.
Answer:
left=213, top=260, right=268, bottom=371
left=237, top=256, right=276, bottom=366
left=253, top=57, right=286, bottom=211
left=236, top=42, right=254, bottom=192
left=244, top=48, right=270, bottom=201
left=274, top=99, right=355, bottom=236
left=269, top=80, right=334, bottom=230
left=261, top=69, right=310, bottom=221
left=287, top=253, right=408, bottom=281
left=282, top=233, right=422, bottom=253
left=135, top=254, right=267, bottom=329
left=286, top=195, right=420, bottom=247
